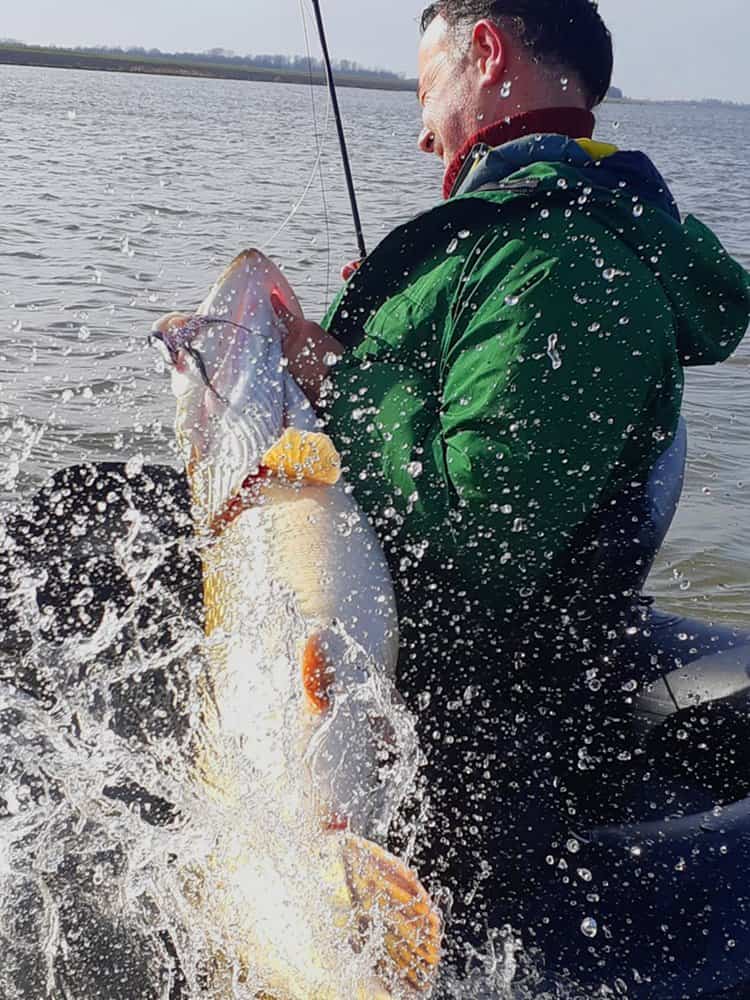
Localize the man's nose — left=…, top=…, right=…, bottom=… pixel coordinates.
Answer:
left=418, top=126, right=436, bottom=154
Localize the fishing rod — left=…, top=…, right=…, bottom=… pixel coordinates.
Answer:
left=310, top=0, right=367, bottom=260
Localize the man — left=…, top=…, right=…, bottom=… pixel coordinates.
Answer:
left=276, top=0, right=750, bottom=989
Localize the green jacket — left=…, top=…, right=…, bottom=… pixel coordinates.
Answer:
left=322, top=135, right=750, bottom=658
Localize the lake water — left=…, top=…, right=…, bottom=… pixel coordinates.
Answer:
left=0, top=63, right=749, bottom=999
left=1, top=64, right=748, bottom=623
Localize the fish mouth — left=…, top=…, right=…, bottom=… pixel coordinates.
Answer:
left=150, top=313, right=204, bottom=370
left=150, top=313, right=241, bottom=404
left=149, top=249, right=303, bottom=380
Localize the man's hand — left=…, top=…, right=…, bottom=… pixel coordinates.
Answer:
left=271, top=293, right=344, bottom=407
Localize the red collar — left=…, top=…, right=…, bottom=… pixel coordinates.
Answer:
left=442, top=106, right=595, bottom=200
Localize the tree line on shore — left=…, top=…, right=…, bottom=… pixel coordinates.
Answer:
left=0, top=39, right=405, bottom=81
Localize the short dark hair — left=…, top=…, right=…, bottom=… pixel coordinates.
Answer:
left=420, top=0, right=613, bottom=107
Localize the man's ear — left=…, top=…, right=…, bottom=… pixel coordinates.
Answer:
left=471, top=18, right=506, bottom=86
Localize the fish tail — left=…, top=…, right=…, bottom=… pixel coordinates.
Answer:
left=342, top=834, right=443, bottom=994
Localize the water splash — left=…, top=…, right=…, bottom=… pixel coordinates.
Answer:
left=0, top=468, right=430, bottom=998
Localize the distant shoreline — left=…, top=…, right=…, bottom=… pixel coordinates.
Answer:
left=2, top=45, right=747, bottom=108
left=0, top=45, right=417, bottom=93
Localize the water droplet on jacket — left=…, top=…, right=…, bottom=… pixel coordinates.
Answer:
left=546, top=333, right=562, bottom=369
left=500, top=80, right=512, bottom=98
left=504, top=293, right=519, bottom=306
left=446, top=238, right=459, bottom=254
left=567, top=838, right=581, bottom=854
left=581, top=916, right=598, bottom=938
left=577, top=867, right=592, bottom=882
left=458, top=229, right=471, bottom=239
left=633, top=203, right=644, bottom=218
left=407, top=461, right=423, bottom=478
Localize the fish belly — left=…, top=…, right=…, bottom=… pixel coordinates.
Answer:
left=199, top=479, right=401, bottom=829
left=203, top=478, right=398, bottom=681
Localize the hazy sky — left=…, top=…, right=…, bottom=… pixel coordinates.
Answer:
left=3, top=0, right=749, bottom=103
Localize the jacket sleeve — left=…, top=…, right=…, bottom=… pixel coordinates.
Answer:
left=325, top=235, right=680, bottom=608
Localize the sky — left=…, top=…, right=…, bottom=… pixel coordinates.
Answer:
left=3, top=0, right=749, bottom=104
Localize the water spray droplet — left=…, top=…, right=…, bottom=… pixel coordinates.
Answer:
left=581, top=916, right=598, bottom=938
left=546, top=333, right=562, bottom=370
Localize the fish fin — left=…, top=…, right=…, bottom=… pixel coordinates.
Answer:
left=262, top=428, right=341, bottom=486
left=343, top=834, right=442, bottom=993
left=301, top=633, right=336, bottom=714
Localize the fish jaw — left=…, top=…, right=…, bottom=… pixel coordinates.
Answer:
left=150, top=250, right=305, bottom=530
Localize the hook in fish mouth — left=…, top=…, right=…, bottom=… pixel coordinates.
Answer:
left=149, top=314, right=259, bottom=400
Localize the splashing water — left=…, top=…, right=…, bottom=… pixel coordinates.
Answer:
left=0, top=461, right=438, bottom=999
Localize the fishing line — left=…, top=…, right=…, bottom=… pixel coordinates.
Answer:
left=261, top=0, right=333, bottom=293
left=300, top=0, right=333, bottom=304
left=260, top=98, right=331, bottom=253
left=310, top=0, right=367, bottom=260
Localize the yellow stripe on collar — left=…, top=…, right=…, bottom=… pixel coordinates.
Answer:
left=575, top=138, right=620, bottom=161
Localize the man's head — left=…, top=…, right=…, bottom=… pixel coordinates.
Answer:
left=417, top=0, right=613, bottom=167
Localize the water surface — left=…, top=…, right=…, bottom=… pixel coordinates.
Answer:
left=1, top=65, right=748, bottom=620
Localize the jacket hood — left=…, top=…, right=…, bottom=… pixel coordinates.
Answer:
left=456, top=133, right=750, bottom=367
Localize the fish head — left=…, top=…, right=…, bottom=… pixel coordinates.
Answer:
left=151, top=250, right=303, bottom=528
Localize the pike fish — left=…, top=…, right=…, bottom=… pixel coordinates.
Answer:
left=151, top=251, right=441, bottom=999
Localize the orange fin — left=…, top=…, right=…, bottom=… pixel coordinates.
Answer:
left=343, top=834, right=442, bottom=993
left=302, top=633, right=336, bottom=714
left=262, top=428, right=341, bottom=485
